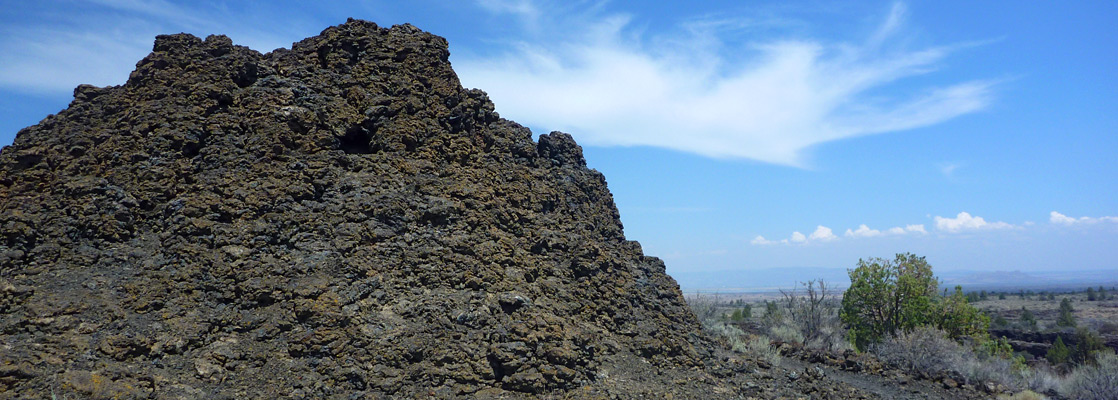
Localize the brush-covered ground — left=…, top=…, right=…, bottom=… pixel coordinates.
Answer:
left=688, top=284, right=1118, bottom=400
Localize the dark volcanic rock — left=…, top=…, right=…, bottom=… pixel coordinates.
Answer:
left=0, top=20, right=720, bottom=399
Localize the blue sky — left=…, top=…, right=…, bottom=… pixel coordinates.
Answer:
left=1, top=1, right=1116, bottom=278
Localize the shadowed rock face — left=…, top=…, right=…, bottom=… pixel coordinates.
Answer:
left=0, top=19, right=715, bottom=398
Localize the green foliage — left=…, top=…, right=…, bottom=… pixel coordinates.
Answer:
left=999, top=292, right=1007, bottom=300
left=764, top=300, right=780, bottom=322
left=841, top=253, right=938, bottom=350
left=1047, top=336, right=1070, bottom=366
left=1020, top=307, right=1037, bottom=329
left=966, top=291, right=980, bottom=303
left=840, top=253, right=989, bottom=351
left=730, top=308, right=743, bottom=321
left=1100, top=286, right=1108, bottom=301
left=980, top=290, right=988, bottom=301
left=993, top=315, right=1008, bottom=327
left=1048, top=293, right=1056, bottom=301
left=1087, top=286, right=1097, bottom=301
left=1057, top=298, right=1077, bottom=327
left=1071, top=328, right=1105, bottom=366
left=742, top=304, right=752, bottom=319
left=937, top=286, right=991, bottom=340
left=978, top=336, right=1028, bottom=371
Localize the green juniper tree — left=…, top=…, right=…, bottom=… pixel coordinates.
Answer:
left=1071, top=328, right=1105, bottom=366
left=1020, top=306, right=1037, bottom=329
left=1047, top=336, right=1070, bottom=366
left=1057, top=297, right=1077, bottom=327
left=840, top=253, right=988, bottom=350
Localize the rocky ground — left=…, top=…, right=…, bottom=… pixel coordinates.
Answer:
left=0, top=20, right=1000, bottom=399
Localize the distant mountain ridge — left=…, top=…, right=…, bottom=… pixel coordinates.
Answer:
left=674, top=267, right=1118, bottom=292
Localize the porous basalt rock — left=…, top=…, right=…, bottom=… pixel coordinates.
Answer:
left=0, top=19, right=724, bottom=399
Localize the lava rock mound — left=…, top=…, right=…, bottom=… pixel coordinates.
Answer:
left=0, top=19, right=722, bottom=399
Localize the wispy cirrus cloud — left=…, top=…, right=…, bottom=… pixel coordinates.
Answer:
left=458, top=1, right=995, bottom=166
left=0, top=2, right=290, bottom=94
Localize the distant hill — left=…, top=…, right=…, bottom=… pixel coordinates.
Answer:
left=672, top=267, right=852, bottom=292
left=675, top=267, right=1118, bottom=293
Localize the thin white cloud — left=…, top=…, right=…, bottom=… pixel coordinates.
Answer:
left=1050, top=211, right=1118, bottom=226
left=809, top=225, right=837, bottom=241
left=476, top=0, right=540, bottom=20
left=904, top=224, right=927, bottom=234
left=934, top=212, right=1014, bottom=233
left=753, top=225, right=837, bottom=245
left=846, top=224, right=881, bottom=238
left=938, top=162, right=961, bottom=177
left=458, top=2, right=994, bottom=166
left=751, top=235, right=776, bottom=245
left=868, top=2, right=906, bottom=48
left=846, top=223, right=926, bottom=238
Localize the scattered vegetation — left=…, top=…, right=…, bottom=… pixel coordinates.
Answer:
left=685, top=255, right=1118, bottom=398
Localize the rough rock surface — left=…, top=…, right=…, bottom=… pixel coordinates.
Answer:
left=0, top=19, right=723, bottom=399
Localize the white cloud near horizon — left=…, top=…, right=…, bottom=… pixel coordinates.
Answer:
left=752, top=225, right=835, bottom=245
left=809, top=225, right=837, bottom=241
left=934, top=212, right=1015, bottom=233
left=1050, top=211, right=1118, bottom=226
left=845, top=223, right=926, bottom=238
left=458, top=1, right=995, bottom=166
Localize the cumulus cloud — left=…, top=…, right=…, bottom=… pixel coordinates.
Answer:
left=790, top=231, right=807, bottom=243
left=458, top=2, right=994, bottom=165
left=809, top=225, right=837, bottom=241
left=934, top=212, right=1014, bottom=233
left=1050, top=211, right=1118, bottom=226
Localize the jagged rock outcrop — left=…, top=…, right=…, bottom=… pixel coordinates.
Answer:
left=0, top=19, right=725, bottom=399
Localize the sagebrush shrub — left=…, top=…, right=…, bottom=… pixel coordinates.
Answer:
left=1060, top=352, right=1118, bottom=400
left=872, top=326, right=963, bottom=374
left=744, top=336, right=781, bottom=366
